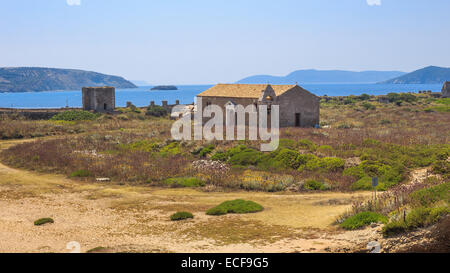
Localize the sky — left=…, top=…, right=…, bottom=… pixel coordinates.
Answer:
left=1, top=0, right=449, bottom=84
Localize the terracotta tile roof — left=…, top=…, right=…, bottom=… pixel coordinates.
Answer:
left=197, top=84, right=297, bottom=98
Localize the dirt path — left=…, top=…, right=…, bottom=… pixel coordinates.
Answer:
left=0, top=138, right=381, bottom=253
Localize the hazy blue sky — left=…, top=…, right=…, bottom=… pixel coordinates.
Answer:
left=1, top=0, right=449, bottom=84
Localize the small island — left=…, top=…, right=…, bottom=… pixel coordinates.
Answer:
left=151, top=85, right=178, bottom=91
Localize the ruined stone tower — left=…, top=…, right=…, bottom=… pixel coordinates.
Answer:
left=442, top=82, right=450, bottom=98
left=82, top=87, right=115, bottom=112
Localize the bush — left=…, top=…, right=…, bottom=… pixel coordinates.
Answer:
left=382, top=220, right=408, bottom=237
left=387, top=93, right=418, bottom=104
left=319, top=157, right=346, bottom=172
left=300, top=157, right=345, bottom=172
left=69, top=169, right=91, bottom=178
left=278, top=139, right=297, bottom=149
left=351, top=176, right=387, bottom=191
left=211, top=151, right=227, bottom=162
left=382, top=206, right=449, bottom=236
left=170, top=211, right=194, bottom=221
left=304, top=179, right=329, bottom=191
left=227, top=147, right=263, bottom=166
left=206, top=199, right=263, bottom=216
left=273, top=148, right=302, bottom=169
left=317, top=145, right=334, bottom=155
left=34, top=218, right=54, bottom=226
left=198, top=144, right=215, bottom=158
left=340, top=212, right=387, bottom=230
left=146, top=105, right=168, bottom=117
left=362, top=102, right=376, bottom=110
left=431, top=160, right=450, bottom=175
left=160, top=142, right=181, bottom=156
left=410, top=183, right=450, bottom=207
left=51, top=110, right=99, bottom=121
left=164, top=177, right=205, bottom=188
left=297, top=139, right=316, bottom=151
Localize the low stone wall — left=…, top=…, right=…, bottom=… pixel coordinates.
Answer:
left=0, top=108, right=80, bottom=120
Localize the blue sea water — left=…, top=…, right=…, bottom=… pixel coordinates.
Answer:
left=0, top=83, right=442, bottom=109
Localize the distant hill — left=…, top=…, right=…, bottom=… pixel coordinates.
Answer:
left=0, top=67, right=137, bottom=93
left=236, top=69, right=406, bottom=84
left=379, top=66, right=450, bottom=84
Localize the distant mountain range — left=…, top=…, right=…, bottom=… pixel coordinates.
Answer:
left=236, top=69, right=406, bottom=84
left=378, top=66, right=450, bottom=84
left=0, top=67, right=137, bottom=93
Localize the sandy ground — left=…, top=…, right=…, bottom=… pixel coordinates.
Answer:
left=0, top=139, right=383, bottom=253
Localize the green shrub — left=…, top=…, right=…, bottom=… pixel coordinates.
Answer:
left=387, top=93, right=418, bottom=104
left=317, top=145, right=334, bottom=155
left=51, top=110, right=99, bottom=121
left=170, top=211, right=194, bottom=221
left=34, top=218, right=54, bottom=226
left=340, top=212, right=387, bottom=230
left=198, top=144, right=215, bottom=158
left=211, top=151, right=227, bottom=162
left=410, top=182, right=450, bottom=206
left=431, top=160, right=450, bottom=175
left=362, top=102, right=376, bottom=110
left=278, top=139, right=297, bottom=149
left=120, top=140, right=159, bottom=152
left=304, top=179, right=329, bottom=191
left=164, top=177, right=205, bottom=188
left=206, top=199, right=263, bottom=216
left=300, top=157, right=345, bottom=172
left=319, top=157, right=346, bottom=172
left=363, top=139, right=381, bottom=147
left=297, top=139, right=316, bottom=151
left=146, top=105, right=168, bottom=117
left=383, top=206, right=449, bottom=236
left=351, top=176, right=387, bottom=191
left=343, top=166, right=365, bottom=180
left=160, top=142, right=181, bottom=156
left=406, top=207, right=433, bottom=228
left=227, top=147, right=263, bottom=166
left=382, top=220, right=408, bottom=237
left=69, top=169, right=91, bottom=178
left=273, top=148, right=302, bottom=169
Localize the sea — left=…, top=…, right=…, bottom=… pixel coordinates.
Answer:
left=0, top=83, right=442, bottom=109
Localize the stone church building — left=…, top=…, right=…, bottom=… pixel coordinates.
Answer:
left=82, top=86, right=115, bottom=112
left=197, top=84, right=320, bottom=127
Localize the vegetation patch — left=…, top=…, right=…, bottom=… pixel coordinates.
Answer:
left=69, top=169, right=91, bottom=178
left=51, top=110, right=100, bottom=121
left=163, top=177, right=205, bottom=188
left=340, top=212, right=387, bottom=230
left=410, top=182, right=450, bottom=207
left=34, top=218, right=54, bottom=226
left=146, top=105, right=168, bottom=117
left=170, top=211, right=194, bottom=221
left=382, top=206, right=449, bottom=237
left=304, top=179, right=330, bottom=191
left=206, top=199, right=264, bottom=216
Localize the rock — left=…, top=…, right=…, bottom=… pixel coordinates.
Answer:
left=96, top=178, right=111, bottom=182
left=345, top=157, right=361, bottom=168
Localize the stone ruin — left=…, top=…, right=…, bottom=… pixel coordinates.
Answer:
left=442, top=82, right=450, bottom=98
left=82, top=86, right=115, bottom=112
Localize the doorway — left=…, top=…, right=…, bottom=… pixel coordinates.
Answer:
left=295, top=113, right=301, bottom=127
left=104, top=103, right=107, bottom=110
